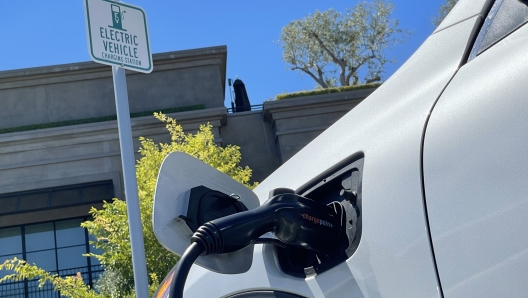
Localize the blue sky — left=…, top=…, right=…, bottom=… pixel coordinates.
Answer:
left=0, top=0, right=447, bottom=107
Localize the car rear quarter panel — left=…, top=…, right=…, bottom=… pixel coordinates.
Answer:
left=183, top=14, right=485, bottom=298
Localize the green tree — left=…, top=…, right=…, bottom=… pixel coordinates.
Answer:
left=278, top=0, right=409, bottom=88
left=432, top=0, right=459, bottom=27
left=1, top=113, right=256, bottom=297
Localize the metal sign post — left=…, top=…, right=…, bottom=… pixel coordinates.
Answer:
left=111, top=66, right=149, bottom=298
left=84, top=1, right=153, bottom=297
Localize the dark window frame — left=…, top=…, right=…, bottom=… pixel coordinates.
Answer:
left=469, top=0, right=528, bottom=61
left=0, top=180, right=113, bottom=216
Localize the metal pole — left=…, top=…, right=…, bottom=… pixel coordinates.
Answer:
left=112, top=66, right=149, bottom=298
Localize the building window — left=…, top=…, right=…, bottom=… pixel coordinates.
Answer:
left=0, top=181, right=113, bottom=298
left=0, top=217, right=103, bottom=298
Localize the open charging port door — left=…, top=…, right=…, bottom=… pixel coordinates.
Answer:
left=153, top=152, right=260, bottom=274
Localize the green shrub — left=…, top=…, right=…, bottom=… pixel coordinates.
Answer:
left=276, top=83, right=381, bottom=100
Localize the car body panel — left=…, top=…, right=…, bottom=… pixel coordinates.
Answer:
left=423, top=21, right=528, bottom=298
left=181, top=14, right=484, bottom=298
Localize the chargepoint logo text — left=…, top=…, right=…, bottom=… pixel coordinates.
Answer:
left=300, top=213, right=334, bottom=228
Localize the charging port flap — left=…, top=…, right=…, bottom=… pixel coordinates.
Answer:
left=153, top=152, right=260, bottom=274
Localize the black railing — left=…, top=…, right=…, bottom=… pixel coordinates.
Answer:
left=227, top=104, right=263, bottom=114
left=0, top=265, right=103, bottom=298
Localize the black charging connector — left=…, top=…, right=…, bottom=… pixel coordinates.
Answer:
left=170, top=192, right=346, bottom=298
left=179, top=186, right=248, bottom=233
left=193, top=193, right=345, bottom=255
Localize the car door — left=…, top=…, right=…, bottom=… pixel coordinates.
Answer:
left=423, top=0, right=528, bottom=297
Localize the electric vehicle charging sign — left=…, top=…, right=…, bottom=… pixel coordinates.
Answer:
left=84, top=0, right=152, bottom=73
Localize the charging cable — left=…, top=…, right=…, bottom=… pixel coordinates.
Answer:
left=170, top=193, right=345, bottom=298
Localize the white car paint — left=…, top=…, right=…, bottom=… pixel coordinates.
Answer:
left=177, top=0, right=498, bottom=296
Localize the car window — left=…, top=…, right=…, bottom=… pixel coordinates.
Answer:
left=469, top=0, right=528, bottom=60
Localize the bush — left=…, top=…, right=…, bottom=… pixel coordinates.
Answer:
left=275, top=83, right=381, bottom=100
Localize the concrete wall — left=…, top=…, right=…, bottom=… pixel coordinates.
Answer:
left=221, top=111, right=282, bottom=183
left=262, top=89, right=374, bottom=163
left=0, top=46, right=227, bottom=129
left=0, top=108, right=225, bottom=194
left=221, top=88, right=375, bottom=181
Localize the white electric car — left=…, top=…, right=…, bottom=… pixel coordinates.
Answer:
left=153, top=0, right=528, bottom=296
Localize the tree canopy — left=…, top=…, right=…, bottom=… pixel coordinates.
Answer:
left=278, top=0, right=409, bottom=88
left=432, top=0, right=459, bottom=27
left=0, top=113, right=257, bottom=297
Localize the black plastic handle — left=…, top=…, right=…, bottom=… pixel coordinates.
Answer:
left=191, top=194, right=343, bottom=255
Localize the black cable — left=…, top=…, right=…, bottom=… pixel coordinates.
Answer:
left=170, top=242, right=204, bottom=298
left=168, top=193, right=344, bottom=297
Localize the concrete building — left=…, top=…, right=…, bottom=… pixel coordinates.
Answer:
left=0, top=46, right=374, bottom=297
